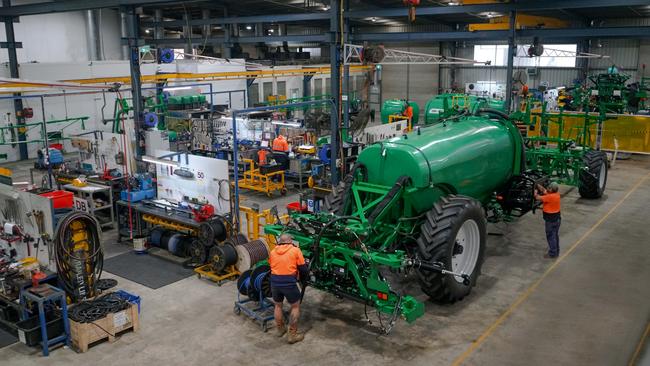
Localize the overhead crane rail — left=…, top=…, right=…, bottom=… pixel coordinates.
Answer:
left=0, top=65, right=372, bottom=91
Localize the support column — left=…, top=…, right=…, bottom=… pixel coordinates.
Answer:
left=202, top=9, right=211, bottom=55
left=120, top=10, right=129, bottom=60
left=303, top=75, right=313, bottom=98
left=183, top=12, right=192, bottom=56
left=125, top=6, right=144, bottom=159
left=85, top=10, right=101, bottom=61
left=329, top=0, right=341, bottom=184
left=2, top=0, right=26, bottom=160
left=578, top=39, right=591, bottom=82
left=504, top=10, right=516, bottom=113
left=154, top=9, right=164, bottom=41
left=222, top=7, right=231, bottom=58
left=342, top=0, right=350, bottom=140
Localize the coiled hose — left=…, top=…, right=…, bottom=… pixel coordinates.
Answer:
left=54, top=211, right=104, bottom=302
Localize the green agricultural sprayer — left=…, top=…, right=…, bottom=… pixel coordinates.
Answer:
left=263, top=100, right=610, bottom=332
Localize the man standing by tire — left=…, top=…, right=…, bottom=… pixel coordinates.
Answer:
left=535, top=182, right=561, bottom=259
left=269, top=234, right=309, bottom=344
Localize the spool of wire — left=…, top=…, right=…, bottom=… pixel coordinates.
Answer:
left=237, top=270, right=252, bottom=296
left=143, top=112, right=159, bottom=128
left=248, top=264, right=272, bottom=301
left=198, top=218, right=227, bottom=246
left=159, top=48, right=174, bottom=63
left=149, top=227, right=165, bottom=247
left=208, top=243, right=238, bottom=272
left=235, top=240, right=269, bottom=272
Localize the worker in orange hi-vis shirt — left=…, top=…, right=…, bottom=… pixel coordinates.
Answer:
left=272, top=135, right=289, bottom=152
left=269, top=234, right=309, bottom=344
left=404, top=105, right=414, bottom=120
left=535, top=182, right=561, bottom=259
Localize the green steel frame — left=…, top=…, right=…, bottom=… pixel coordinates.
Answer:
left=524, top=102, right=605, bottom=187
left=265, top=179, right=426, bottom=323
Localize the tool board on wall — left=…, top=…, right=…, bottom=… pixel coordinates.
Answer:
left=71, top=129, right=137, bottom=175
left=0, top=184, right=56, bottom=269
left=154, top=150, right=231, bottom=214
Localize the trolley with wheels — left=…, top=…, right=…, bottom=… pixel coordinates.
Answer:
left=233, top=266, right=275, bottom=332
left=237, top=159, right=287, bottom=197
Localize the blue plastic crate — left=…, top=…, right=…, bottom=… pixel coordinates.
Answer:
left=115, top=290, right=141, bottom=314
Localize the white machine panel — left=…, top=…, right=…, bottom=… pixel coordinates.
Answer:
left=153, top=150, right=231, bottom=214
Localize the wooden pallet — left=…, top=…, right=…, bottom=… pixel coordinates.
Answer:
left=69, top=303, right=140, bottom=353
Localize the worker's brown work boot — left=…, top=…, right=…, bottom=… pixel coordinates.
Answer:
left=287, top=326, right=304, bottom=344
left=275, top=321, right=287, bottom=337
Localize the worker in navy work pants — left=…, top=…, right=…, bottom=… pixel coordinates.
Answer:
left=535, top=182, right=561, bottom=259
left=269, top=233, right=309, bottom=344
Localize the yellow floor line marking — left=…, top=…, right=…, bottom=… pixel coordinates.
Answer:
left=452, top=171, right=650, bottom=366
left=629, top=321, right=650, bottom=366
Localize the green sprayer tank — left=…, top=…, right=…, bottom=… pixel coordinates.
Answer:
left=380, top=99, right=420, bottom=124
left=264, top=110, right=529, bottom=325
left=357, top=113, right=521, bottom=212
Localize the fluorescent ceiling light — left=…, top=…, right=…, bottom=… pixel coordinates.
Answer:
left=142, top=155, right=180, bottom=168
left=271, top=121, right=302, bottom=128
left=163, top=86, right=192, bottom=91
left=246, top=25, right=252, bottom=30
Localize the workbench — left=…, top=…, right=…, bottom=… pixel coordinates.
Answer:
left=116, top=200, right=201, bottom=242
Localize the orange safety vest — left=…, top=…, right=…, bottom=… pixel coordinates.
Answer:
left=405, top=105, right=414, bottom=119
left=269, top=244, right=305, bottom=276
left=540, top=193, right=561, bottom=214
left=257, top=149, right=268, bottom=165
left=272, top=137, right=289, bottom=152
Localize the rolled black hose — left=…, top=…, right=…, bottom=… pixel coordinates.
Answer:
left=54, top=211, right=104, bottom=303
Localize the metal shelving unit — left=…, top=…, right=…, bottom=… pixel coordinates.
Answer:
left=63, top=183, right=114, bottom=229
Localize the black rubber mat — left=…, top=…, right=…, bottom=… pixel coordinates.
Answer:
left=103, top=251, right=194, bottom=289
left=0, top=328, right=17, bottom=348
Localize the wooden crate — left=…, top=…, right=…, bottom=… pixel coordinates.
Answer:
left=69, top=303, right=140, bottom=353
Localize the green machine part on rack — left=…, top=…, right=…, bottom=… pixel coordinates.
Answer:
left=263, top=108, right=554, bottom=330
left=523, top=101, right=609, bottom=198
left=0, top=117, right=89, bottom=146
left=423, top=94, right=506, bottom=124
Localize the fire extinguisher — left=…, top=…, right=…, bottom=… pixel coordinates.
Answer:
left=403, top=0, right=420, bottom=23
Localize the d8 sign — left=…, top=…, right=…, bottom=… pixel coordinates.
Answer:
left=73, top=196, right=90, bottom=213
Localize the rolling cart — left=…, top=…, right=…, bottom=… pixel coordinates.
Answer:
left=233, top=268, right=274, bottom=332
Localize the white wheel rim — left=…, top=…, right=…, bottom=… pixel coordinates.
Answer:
left=598, top=162, right=606, bottom=190
left=451, top=219, right=480, bottom=284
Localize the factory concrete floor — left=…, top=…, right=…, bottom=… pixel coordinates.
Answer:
left=0, top=156, right=649, bottom=366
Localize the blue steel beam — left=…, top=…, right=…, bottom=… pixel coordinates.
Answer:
left=141, top=13, right=330, bottom=27
left=0, top=0, right=203, bottom=17
left=146, top=34, right=328, bottom=46
left=346, top=0, right=650, bottom=18
left=351, top=27, right=650, bottom=42
left=0, top=0, right=643, bottom=17
left=329, top=0, right=340, bottom=185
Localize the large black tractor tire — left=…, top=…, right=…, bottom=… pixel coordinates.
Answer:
left=579, top=150, right=608, bottom=199
left=323, top=183, right=346, bottom=214
left=416, top=195, right=487, bottom=303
